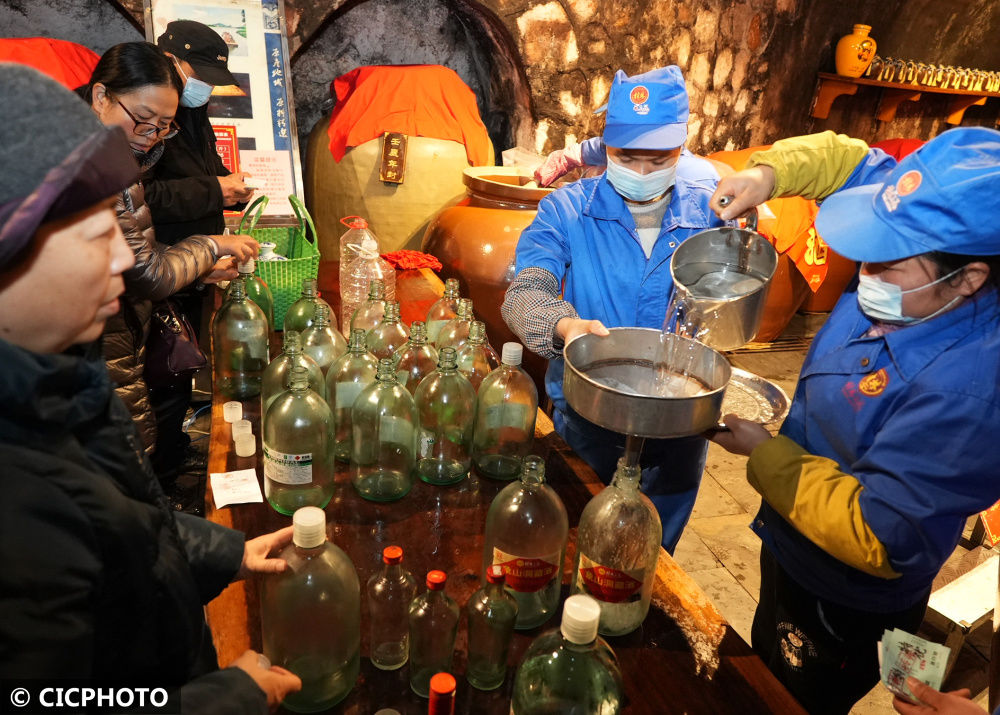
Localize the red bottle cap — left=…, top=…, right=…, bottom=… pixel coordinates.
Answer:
left=428, top=672, right=456, bottom=714
left=340, top=215, right=369, bottom=229
left=486, top=565, right=506, bottom=585
left=382, top=545, right=403, bottom=564
left=426, top=570, right=447, bottom=590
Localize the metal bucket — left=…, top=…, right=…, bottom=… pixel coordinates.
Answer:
left=563, top=328, right=731, bottom=439
left=669, top=213, right=778, bottom=351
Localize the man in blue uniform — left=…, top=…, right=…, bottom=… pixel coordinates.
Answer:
left=502, top=66, right=725, bottom=552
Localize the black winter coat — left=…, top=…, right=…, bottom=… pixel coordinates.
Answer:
left=144, top=104, right=243, bottom=245
left=0, top=338, right=266, bottom=714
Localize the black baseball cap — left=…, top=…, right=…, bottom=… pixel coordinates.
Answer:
left=157, top=20, right=238, bottom=87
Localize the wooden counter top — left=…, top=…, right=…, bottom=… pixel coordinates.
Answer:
left=203, top=263, right=806, bottom=714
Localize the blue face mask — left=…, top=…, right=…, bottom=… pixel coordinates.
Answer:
left=605, top=157, right=676, bottom=202
left=856, top=267, right=963, bottom=324
left=175, top=61, right=214, bottom=108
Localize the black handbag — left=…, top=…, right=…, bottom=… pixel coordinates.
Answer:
left=145, top=299, right=208, bottom=387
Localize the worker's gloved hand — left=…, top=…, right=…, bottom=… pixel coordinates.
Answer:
left=534, top=144, right=585, bottom=187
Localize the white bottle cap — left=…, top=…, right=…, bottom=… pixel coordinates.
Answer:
left=234, top=432, right=256, bottom=457
left=501, top=342, right=523, bottom=366
left=223, top=401, right=243, bottom=423
left=293, top=506, right=327, bottom=548
left=238, top=258, right=255, bottom=273
left=560, top=594, right=601, bottom=644
left=231, top=419, right=252, bottom=439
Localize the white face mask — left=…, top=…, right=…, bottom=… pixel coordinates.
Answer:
left=605, top=157, right=677, bottom=202
left=856, top=267, right=964, bottom=324
left=174, top=60, right=214, bottom=108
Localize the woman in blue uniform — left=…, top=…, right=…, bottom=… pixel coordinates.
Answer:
left=502, top=66, right=725, bottom=552
left=709, top=129, right=1000, bottom=714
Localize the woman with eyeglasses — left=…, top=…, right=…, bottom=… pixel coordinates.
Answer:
left=77, top=42, right=258, bottom=460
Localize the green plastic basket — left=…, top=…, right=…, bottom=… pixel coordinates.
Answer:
left=239, top=195, right=320, bottom=329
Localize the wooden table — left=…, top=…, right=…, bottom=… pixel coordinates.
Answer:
left=204, top=263, right=806, bottom=714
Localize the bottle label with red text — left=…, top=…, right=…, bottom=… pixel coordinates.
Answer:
left=576, top=553, right=644, bottom=603
left=492, top=548, right=560, bottom=593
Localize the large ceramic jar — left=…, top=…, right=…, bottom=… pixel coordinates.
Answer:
left=835, top=24, right=877, bottom=78
left=422, top=168, right=552, bottom=395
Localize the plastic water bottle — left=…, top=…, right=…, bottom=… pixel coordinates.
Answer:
left=340, top=217, right=395, bottom=329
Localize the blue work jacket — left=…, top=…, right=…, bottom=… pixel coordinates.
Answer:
left=514, top=164, right=724, bottom=409
left=754, top=153, right=1000, bottom=612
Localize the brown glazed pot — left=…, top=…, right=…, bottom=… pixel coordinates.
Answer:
left=422, top=167, right=553, bottom=396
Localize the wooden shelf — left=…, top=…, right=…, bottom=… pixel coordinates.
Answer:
left=811, top=72, right=999, bottom=124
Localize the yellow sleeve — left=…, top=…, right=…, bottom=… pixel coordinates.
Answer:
left=747, top=435, right=900, bottom=579
left=745, top=131, right=871, bottom=202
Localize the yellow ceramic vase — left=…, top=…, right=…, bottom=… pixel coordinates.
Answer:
left=835, top=24, right=877, bottom=78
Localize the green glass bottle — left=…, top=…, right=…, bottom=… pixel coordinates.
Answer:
left=283, top=277, right=335, bottom=335
left=482, top=455, right=568, bottom=629
left=456, top=320, right=499, bottom=392
left=350, top=278, right=386, bottom=334
left=365, top=300, right=408, bottom=361
left=367, top=545, right=418, bottom=671
left=261, top=330, right=325, bottom=424
left=510, top=595, right=624, bottom=715
left=325, top=328, right=378, bottom=463
left=466, top=564, right=518, bottom=691
left=434, top=297, right=474, bottom=351
left=425, top=277, right=461, bottom=345
left=263, top=366, right=334, bottom=514
left=471, top=342, right=538, bottom=481
left=351, top=358, right=416, bottom=502
left=393, top=320, right=438, bottom=394
left=226, top=258, right=275, bottom=330
left=212, top=275, right=270, bottom=399
left=261, top=507, right=360, bottom=712
left=300, top=302, right=347, bottom=376
left=572, top=457, right=662, bottom=636
left=407, top=570, right=460, bottom=698
left=413, top=347, right=476, bottom=486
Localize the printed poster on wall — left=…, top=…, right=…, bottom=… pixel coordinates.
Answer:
left=144, top=0, right=302, bottom=216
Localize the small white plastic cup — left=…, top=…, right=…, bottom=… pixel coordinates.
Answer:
left=231, top=419, right=253, bottom=439
left=223, top=401, right=242, bottom=423
left=234, top=433, right=256, bottom=457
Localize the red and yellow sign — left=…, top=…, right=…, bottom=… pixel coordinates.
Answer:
left=629, top=85, right=649, bottom=104
left=492, top=548, right=559, bottom=593
left=896, top=170, right=922, bottom=196
left=577, top=554, right=643, bottom=603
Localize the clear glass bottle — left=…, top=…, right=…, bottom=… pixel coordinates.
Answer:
left=301, top=303, right=347, bottom=376
left=456, top=320, right=499, bottom=392
left=394, top=320, right=439, bottom=394
left=572, top=457, right=662, bottom=636
left=367, top=545, right=418, bottom=671
left=471, top=343, right=538, bottom=481
left=326, top=328, right=379, bottom=463
left=482, top=455, right=567, bottom=629
left=261, top=330, right=325, bottom=421
left=263, top=366, right=335, bottom=514
left=408, top=570, right=459, bottom=698
left=341, top=226, right=395, bottom=330
left=510, top=595, right=624, bottom=715
left=351, top=278, right=387, bottom=335
left=414, top=347, right=476, bottom=486
left=261, top=507, right=361, bottom=712
left=284, top=277, right=336, bottom=335
left=213, top=276, right=270, bottom=399
left=351, top=358, right=417, bottom=502
left=366, top=300, right=409, bottom=361
left=338, top=216, right=375, bottom=328
left=429, top=672, right=457, bottom=715
left=226, top=258, right=275, bottom=330
left=434, top=297, right=474, bottom=352
left=466, top=565, right=518, bottom=691
left=425, top=277, right=461, bottom=345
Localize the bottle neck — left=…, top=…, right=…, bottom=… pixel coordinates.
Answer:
left=229, top=277, right=247, bottom=300
left=561, top=634, right=598, bottom=652
left=610, top=464, right=642, bottom=493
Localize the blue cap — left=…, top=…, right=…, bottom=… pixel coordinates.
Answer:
left=601, top=66, right=689, bottom=150
left=816, top=127, right=1000, bottom=262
